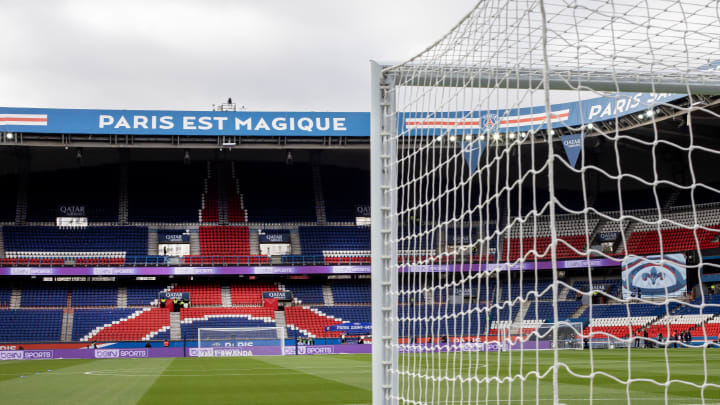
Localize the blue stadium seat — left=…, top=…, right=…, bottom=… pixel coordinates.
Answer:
left=72, top=308, right=138, bottom=341
left=0, top=309, right=63, bottom=342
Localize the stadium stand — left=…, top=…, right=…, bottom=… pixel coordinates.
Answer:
left=234, top=162, right=315, bottom=222
left=503, top=215, right=599, bottom=262
left=0, top=309, right=63, bottom=342
left=330, top=280, right=370, bottom=304
left=524, top=301, right=580, bottom=322
left=0, top=287, right=11, bottom=307
left=230, top=282, right=279, bottom=306
left=0, top=173, right=17, bottom=222
left=285, top=306, right=343, bottom=338
left=171, top=283, right=222, bottom=306
left=566, top=280, right=622, bottom=300
left=128, top=162, right=206, bottom=223
left=3, top=156, right=720, bottom=349
left=298, top=226, right=370, bottom=261
left=227, top=162, right=248, bottom=222
left=318, top=306, right=370, bottom=323
left=400, top=304, right=487, bottom=338
left=199, top=226, right=249, bottom=256
left=281, top=280, right=325, bottom=304
left=71, top=286, right=118, bottom=307
left=3, top=226, right=148, bottom=259
left=72, top=308, right=137, bottom=341
left=20, top=287, right=67, bottom=307
left=26, top=165, right=119, bottom=222
left=199, top=162, right=219, bottom=223
left=126, top=284, right=168, bottom=306
left=87, top=307, right=170, bottom=342
left=321, top=165, right=369, bottom=222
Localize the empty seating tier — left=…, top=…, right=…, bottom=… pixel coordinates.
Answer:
left=3, top=226, right=148, bottom=258
left=231, top=282, right=278, bottom=306
left=330, top=280, right=370, bottom=304
left=128, top=162, right=206, bottom=223
left=89, top=307, right=170, bottom=342
left=72, top=308, right=137, bottom=341
left=282, top=281, right=325, bottom=304
left=284, top=306, right=342, bottom=338
left=0, top=309, right=63, bottom=342
left=71, top=286, right=118, bottom=307
left=298, top=226, right=370, bottom=257
left=199, top=226, right=249, bottom=256
left=171, top=283, right=223, bottom=306
left=26, top=165, right=119, bottom=222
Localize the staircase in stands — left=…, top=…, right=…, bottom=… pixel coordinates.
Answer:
left=571, top=302, right=588, bottom=319
left=289, top=229, right=302, bottom=255
left=61, top=310, right=74, bottom=342
left=615, top=219, right=634, bottom=255
left=170, top=312, right=181, bottom=340
left=117, top=287, right=128, bottom=308
left=248, top=230, right=260, bottom=255
left=558, top=282, right=572, bottom=301
left=10, top=289, right=21, bottom=308
left=322, top=285, right=335, bottom=305
left=514, top=301, right=530, bottom=324
left=221, top=286, right=232, bottom=307
left=189, top=232, right=201, bottom=256
left=216, top=162, right=229, bottom=225
left=15, top=172, right=27, bottom=224
left=274, top=310, right=287, bottom=333
left=311, top=164, right=327, bottom=225
left=118, top=163, right=129, bottom=225
left=147, top=228, right=159, bottom=255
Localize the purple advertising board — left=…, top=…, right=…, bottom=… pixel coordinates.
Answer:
left=0, top=258, right=620, bottom=277
left=397, top=340, right=550, bottom=353
left=0, top=341, right=553, bottom=361
left=0, top=347, right=184, bottom=361
left=0, top=345, right=372, bottom=360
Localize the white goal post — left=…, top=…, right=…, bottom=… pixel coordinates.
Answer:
left=197, top=327, right=286, bottom=357
left=370, top=1, right=720, bottom=404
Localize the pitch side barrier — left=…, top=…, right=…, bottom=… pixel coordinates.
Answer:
left=0, top=345, right=373, bottom=360
left=0, top=258, right=621, bottom=276
left=0, top=342, right=558, bottom=360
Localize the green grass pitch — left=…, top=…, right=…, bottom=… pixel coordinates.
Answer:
left=0, top=350, right=718, bottom=404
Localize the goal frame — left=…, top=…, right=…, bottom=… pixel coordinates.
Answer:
left=197, top=326, right=286, bottom=356
left=369, top=58, right=720, bottom=404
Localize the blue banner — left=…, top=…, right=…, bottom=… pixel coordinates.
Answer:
left=158, top=230, right=190, bottom=243
left=262, top=291, right=292, bottom=300
left=461, top=140, right=487, bottom=172
left=56, top=205, right=86, bottom=218
left=324, top=322, right=372, bottom=334
left=596, top=232, right=619, bottom=243
left=258, top=230, right=290, bottom=244
left=355, top=205, right=370, bottom=217
left=159, top=292, right=189, bottom=300
left=621, top=254, right=687, bottom=299
left=0, top=107, right=369, bottom=137
left=398, top=93, right=685, bottom=136
left=560, top=133, right=584, bottom=167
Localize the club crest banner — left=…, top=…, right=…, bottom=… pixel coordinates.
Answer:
left=621, top=254, right=687, bottom=298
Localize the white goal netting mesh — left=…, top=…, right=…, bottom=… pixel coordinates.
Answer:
left=373, top=1, right=720, bottom=404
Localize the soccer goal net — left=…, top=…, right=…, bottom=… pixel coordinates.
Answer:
left=370, top=1, right=720, bottom=404
left=197, top=327, right=285, bottom=357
